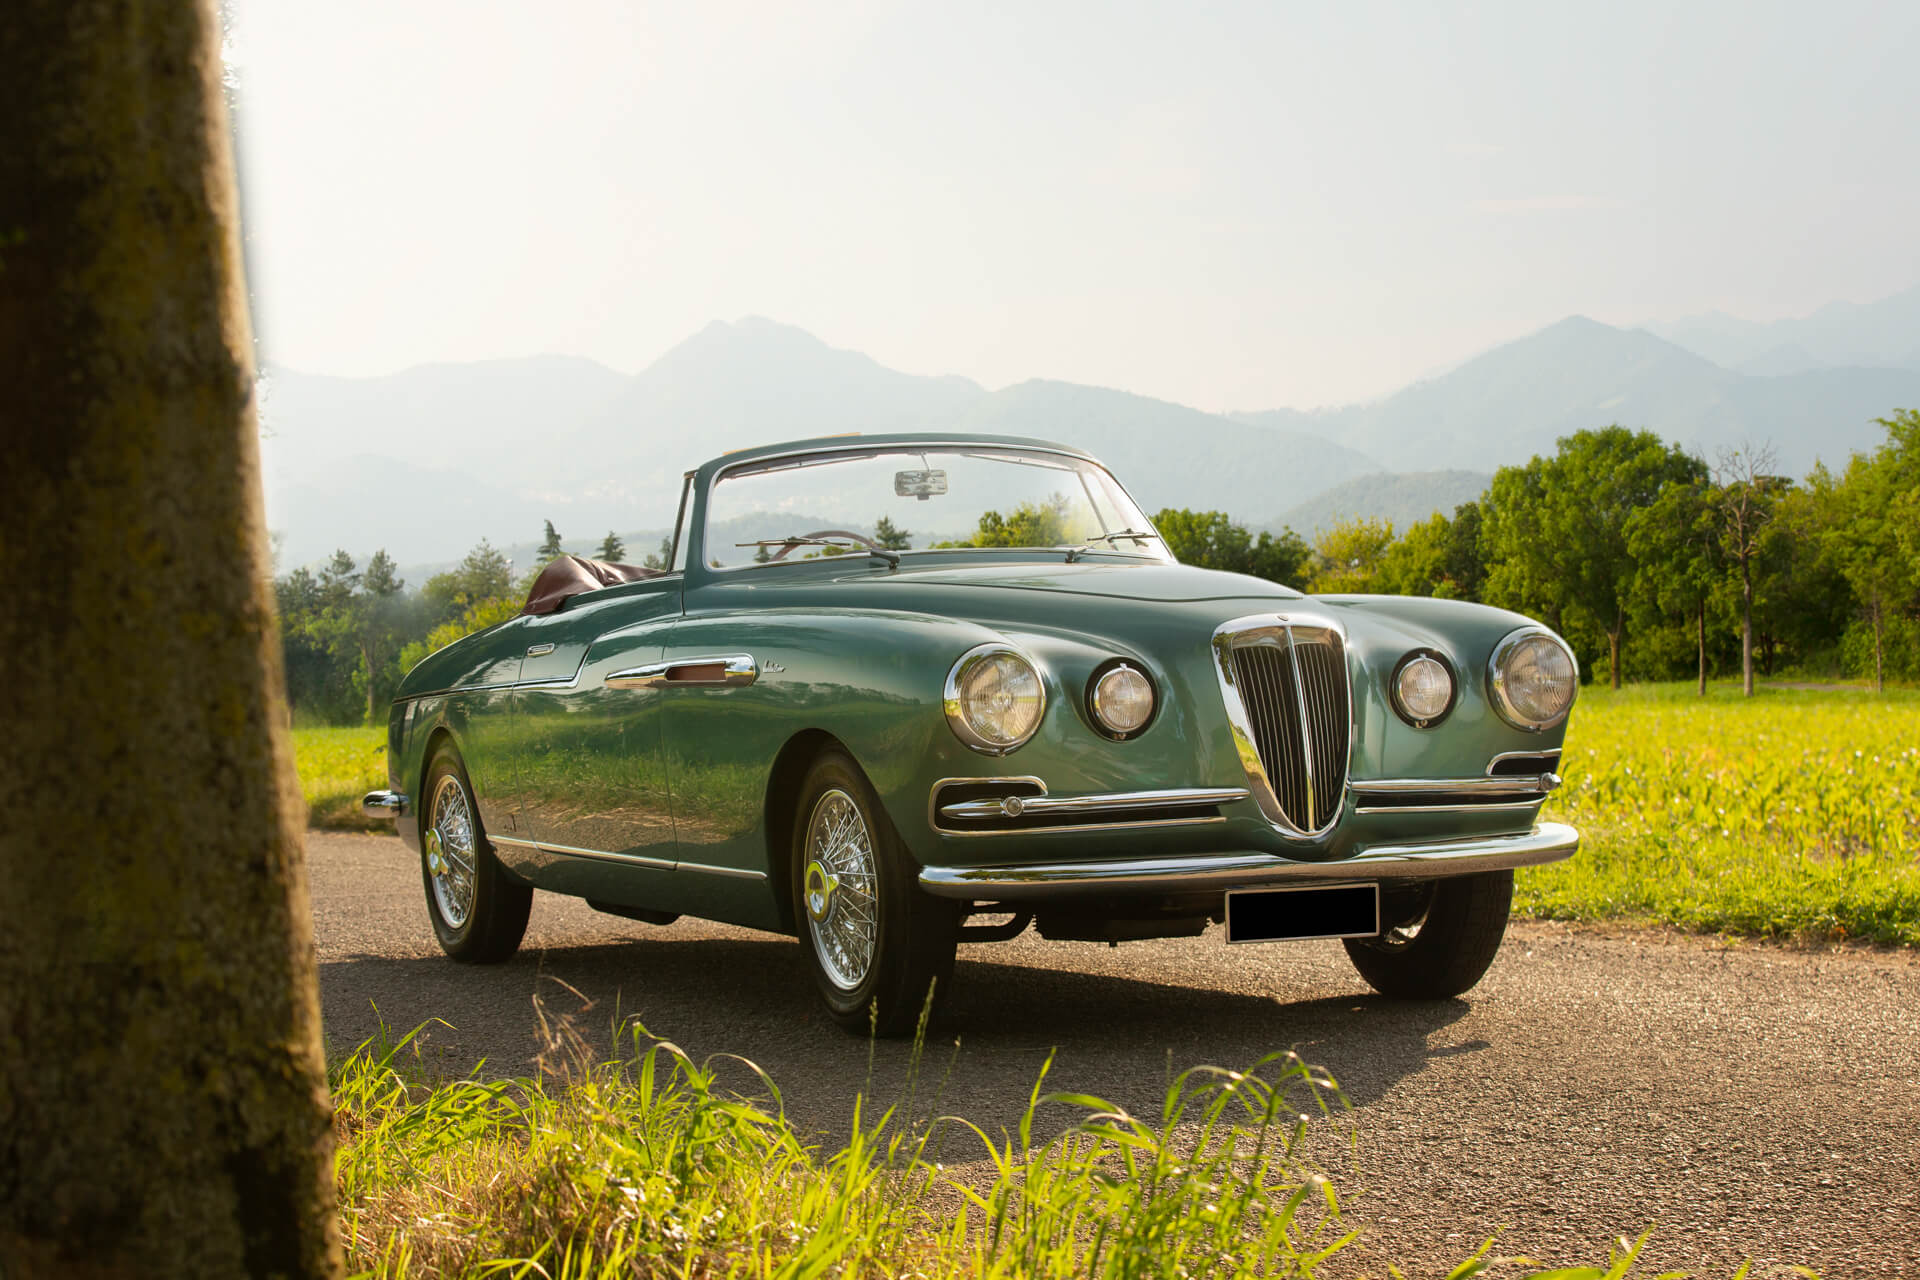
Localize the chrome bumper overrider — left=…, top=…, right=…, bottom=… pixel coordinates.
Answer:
left=361, top=790, right=408, bottom=820
left=916, top=821, right=1579, bottom=901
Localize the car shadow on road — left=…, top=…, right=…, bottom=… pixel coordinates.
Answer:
left=321, top=931, right=1486, bottom=1144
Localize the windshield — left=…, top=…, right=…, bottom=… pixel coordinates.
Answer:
left=703, top=446, right=1170, bottom=570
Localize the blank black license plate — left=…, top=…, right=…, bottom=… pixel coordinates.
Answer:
left=1225, top=883, right=1379, bottom=944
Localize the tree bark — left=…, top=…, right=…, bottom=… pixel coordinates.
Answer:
left=0, top=3, right=342, bottom=1276
left=1608, top=611, right=1623, bottom=689
left=1697, top=601, right=1707, bottom=696
left=1741, top=559, right=1755, bottom=697
left=1873, top=605, right=1885, bottom=694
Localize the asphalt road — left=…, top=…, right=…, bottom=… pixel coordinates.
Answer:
left=311, top=831, right=1920, bottom=1278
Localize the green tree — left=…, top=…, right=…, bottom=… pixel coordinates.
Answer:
left=1626, top=476, right=1721, bottom=695
left=539, top=518, right=565, bottom=559
left=644, top=536, right=674, bottom=570
left=1312, top=517, right=1395, bottom=593
left=1713, top=446, right=1787, bottom=696
left=975, top=496, right=1069, bottom=547
left=0, top=0, right=341, bottom=1269
left=1482, top=427, right=1707, bottom=688
left=873, top=515, right=913, bottom=550
left=423, top=538, right=512, bottom=622
left=597, top=530, right=626, bottom=561
left=1153, top=508, right=1311, bottom=586
left=1824, top=433, right=1919, bottom=691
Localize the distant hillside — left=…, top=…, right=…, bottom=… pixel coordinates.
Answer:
left=1232, top=315, right=1920, bottom=477
left=263, top=319, right=1380, bottom=566
left=1650, top=284, right=1920, bottom=374
left=264, top=303, right=1920, bottom=569
left=1268, top=470, right=1491, bottom=537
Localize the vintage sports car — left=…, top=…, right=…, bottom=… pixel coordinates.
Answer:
left=365, top=433, right=1579, bottom=1034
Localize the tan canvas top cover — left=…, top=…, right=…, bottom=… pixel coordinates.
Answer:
left=519, top=554, right=664, bottom=616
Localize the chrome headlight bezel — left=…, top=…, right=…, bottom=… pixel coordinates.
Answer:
left=1487, top=627, right=1578, bottom=732
left=1389, top=649, right=1456, bottom=728
left=944, top=643, right=1047, bottom=755
left=1087, top=660, right=1156, bottom=740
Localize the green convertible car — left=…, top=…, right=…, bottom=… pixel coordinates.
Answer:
left=365, top=432, right=1579, bottom=1034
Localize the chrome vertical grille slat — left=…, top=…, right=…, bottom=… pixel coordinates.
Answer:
left=1212, top=615, right=1353, bottom=837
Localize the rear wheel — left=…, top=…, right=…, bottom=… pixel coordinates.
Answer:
left=1342, top=871, right=1513, bottom=999
left=421, top=745, right=532, bottom=963
left=791, top=750, right=959, bottom=1036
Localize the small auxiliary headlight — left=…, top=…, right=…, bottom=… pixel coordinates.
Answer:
left=1090, top=663, right=1155, bottom=737
left=1489, top=628, right=1577, bottom=731
left=945, top=645, right=1046, bottom=753
left=1391, top=653, right=1454, bottom=726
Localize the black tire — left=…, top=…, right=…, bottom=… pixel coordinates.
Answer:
left=791, top=750, right=959, bottom=1037
left=419, top=744, right=532, bottom=964
left=1342, top=870, right=1513, bottom=999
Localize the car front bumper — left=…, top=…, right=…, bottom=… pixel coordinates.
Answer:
left=917, top=821, right=1578, bottom=901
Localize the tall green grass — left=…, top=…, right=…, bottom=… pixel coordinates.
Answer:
left=293, top=725, right=387, bottom=830
left=331, top=1011, right=1772, bottom=1279
left=1525, top=682, right=1920, bottom=945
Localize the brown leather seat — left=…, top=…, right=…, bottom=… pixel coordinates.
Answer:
left=518, top=554, right=663, bottom=616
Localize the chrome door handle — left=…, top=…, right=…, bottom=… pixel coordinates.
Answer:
left=606, top=654, right=757, bottom=689
left=526, top=642, right=556, bottom=657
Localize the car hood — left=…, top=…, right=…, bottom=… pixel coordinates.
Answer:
left=873, top=561, right=1303, bottom=603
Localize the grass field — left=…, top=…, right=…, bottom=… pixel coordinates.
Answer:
left=292, top=682, right=1920, bottom=945
left=1530, top=681, right=1920, bottom=945
left=292, top=725, right=388, bottom=830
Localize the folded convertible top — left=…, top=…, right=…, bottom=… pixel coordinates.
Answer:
left=519, top=554, right=663, bottom=616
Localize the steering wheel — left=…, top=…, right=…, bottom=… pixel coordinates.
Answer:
left=768, top=529, right=887, bottom=562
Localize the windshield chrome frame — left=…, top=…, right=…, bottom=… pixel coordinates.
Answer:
left=699, top=440, right=1170, bottom=575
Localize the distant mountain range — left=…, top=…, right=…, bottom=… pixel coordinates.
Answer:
left=263, top=287, right=1920, bottom=570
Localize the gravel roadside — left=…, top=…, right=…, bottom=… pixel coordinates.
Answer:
left=310, top=830, right=1920, bottom=1278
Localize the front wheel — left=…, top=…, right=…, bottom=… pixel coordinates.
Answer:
left=1342, top=871, right=1513, bottom=999
left=791, top=750, right=959, bottom=1036
left=420, top=745, right=532, bottom=963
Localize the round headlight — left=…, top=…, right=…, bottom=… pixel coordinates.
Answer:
left=1489, top=629, right=1577, bottom=730
left=1392, top=653, right=1454, bottom=726
left=1090, top=663, right=1155, bottom=737
left=945, top=645, right=1046, bottom=753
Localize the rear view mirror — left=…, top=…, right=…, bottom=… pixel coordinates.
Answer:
left=894, top=469, right=948, bottom=500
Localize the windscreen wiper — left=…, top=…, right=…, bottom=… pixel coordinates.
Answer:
left=1082, top=528, right=1161, bottom=546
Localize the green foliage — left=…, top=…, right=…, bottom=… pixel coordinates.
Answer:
left=1310, top=517, right=1395, bottom=593
left=328, top=1014, right=1727, bottom=1279
left=540, top=519, right=565, bottom=560
left=643, top=536, right=673, bottom=571
left=596, top=530, right=626, bottom=562
left=1522, top=684, right=1920, bottom=945
left=423, top=539, right=513, bottom=624
left=1154, top=508, right=1312, bottom=586
left=872, top=514, right=913, bottom=550
left=974, top=496, right=1070, bottom=547
left=1482, top=427, right=1709, bottom=687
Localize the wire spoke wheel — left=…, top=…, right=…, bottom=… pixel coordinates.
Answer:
left=803, top=788, right=879, bottom=991
left=427, top=773, right=479, bottom=928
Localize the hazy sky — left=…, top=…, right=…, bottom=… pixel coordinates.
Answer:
left=234, top=0, right=1920, bottom=411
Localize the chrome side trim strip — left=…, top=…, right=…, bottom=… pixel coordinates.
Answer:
left=490, top=834, right=674, bottom=872
left=1350, top=774, right=1560, bottom=796
left=938, top=786, right=1250, bottom=821
left=917, top=822, right=1581, bottom=901
left=675, top=859, right=769, bottom=881
left=361, top=789, right=408, bottom=819
left=1352, top=798, right=1548, bottom=815
left=1488, top=748, right=1562, bottom=773
left=607, top=654, right=757, bottom=689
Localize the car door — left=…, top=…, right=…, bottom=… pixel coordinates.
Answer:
left=502, top=578, right=683, bottom=897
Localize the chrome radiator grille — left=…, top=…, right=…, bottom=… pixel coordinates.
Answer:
left=1214, top=620, right=1351, bottom=835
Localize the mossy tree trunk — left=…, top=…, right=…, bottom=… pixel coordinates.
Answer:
left=0, top=2, right=342, bottom=1276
